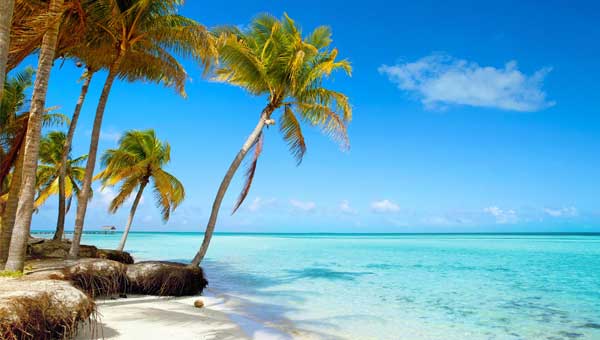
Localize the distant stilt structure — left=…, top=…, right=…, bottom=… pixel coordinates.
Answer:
left=101, top=226, right=117, bottom=234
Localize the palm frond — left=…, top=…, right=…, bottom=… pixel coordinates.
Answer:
left=97, top=129, right=184, bottom=222
left=214, top=13, right=352, bottom=164
left=232, top=132, right=263, bottom=214
left=280, top=105, right=306, bottom=164
left=108, top=176, right=139, bottom=213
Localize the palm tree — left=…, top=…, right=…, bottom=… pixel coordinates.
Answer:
left=6, top=1, right=109, bottom=243
left=56, top=66, right=94, bottom=243
left=189, top=14, right=352, bottom=266
left=0, top=67, right=33, bottom=269
left=4, top=0, right=65, bottom=272
left=68, top=0, right=216, bottom=258
left=0, top=67, right=33, bottom=185
left=0, top=0, right=15, bottom=103
left=95, top=130, right=184, bottom=251
left=34, top=131, right=87, bottom=241
left=0, top=69, right=66, bottom=268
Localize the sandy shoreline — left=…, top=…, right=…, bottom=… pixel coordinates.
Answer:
left=75, top=289, right=307, bottom=340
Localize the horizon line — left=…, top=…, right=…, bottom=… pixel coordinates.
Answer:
left=30, top=230, right=600, bottom=236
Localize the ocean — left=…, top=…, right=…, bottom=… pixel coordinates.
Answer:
left=47, top=232, right=600, bottom=340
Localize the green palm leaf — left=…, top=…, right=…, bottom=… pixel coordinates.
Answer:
left=96, top=129, right=184, bottom=221
left=212, top=13, right=352, bottom=211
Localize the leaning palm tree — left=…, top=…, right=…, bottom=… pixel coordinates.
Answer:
left=54, top=66, right=94, bottom=240
left=6, top=1, right=111, bottom=241
left=95, top=130, right=184, bottom=251
left=0, top=69, right=67, bottom=269
left=0, top=68, right=32, bottom=269
left=3, top=0, right=61, bottom=269
left=34, top=131, right=87, bottom=241
left=4, top=0, right=66, bottom=272
left=189, top=14, right=352, bottom=266
left=68, top=0, right=216, bottom=258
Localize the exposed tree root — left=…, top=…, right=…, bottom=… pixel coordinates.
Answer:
left=63, top=259, right=129, bottom=298
left=127, top=261, right=208, bottom=296
left=0, top=278, right=95, bottom=340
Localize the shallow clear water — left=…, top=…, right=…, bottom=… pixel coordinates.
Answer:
left=58, top=232, right=600, bottom=340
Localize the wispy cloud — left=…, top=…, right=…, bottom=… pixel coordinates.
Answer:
left=290, top=199, right=316, bottom=212
left=100, top=130, right=122, bottom=143
left=544, top=206, right=578, bottom=217
left=484, top=206, right=518, bottom=224
left=338, top=200, right=357, bottom=215
left=246, top=197, right=277, bottom=213
left=371, top=199, right=400, bottom=213
left=97, top=187, right=117, bottom=206
left=94, top=186, right=142, bottom=208
left=379, top=54, right=554, bottom=111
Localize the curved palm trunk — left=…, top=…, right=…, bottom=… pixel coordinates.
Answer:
left=0, top=0, right=15, bottom=103
left=4, top=0, right=63, bottom=272
left=69, top=58, right=123, bottom=258
left=54, top=70, right=94, bottom=241
left=117, top=180, right=148, bottom=251
left=189, top=106, right=274, bottom=267
left=0, top=143, right=24, bottom=269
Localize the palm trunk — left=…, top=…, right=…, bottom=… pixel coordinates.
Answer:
left=54, top=70, right=94, bottom=241
left=0, top=143, right=24, bottom=269
left=69, top=57, right=123, bottom=258
left=189, top=105, right=274, bottom=267
left=0, top=0, right=15, bottom=103
left=117, top=180, right=147, bottom=252
left=4, top=0, right=63, bottom=272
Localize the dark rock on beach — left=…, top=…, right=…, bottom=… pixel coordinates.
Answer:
left=27, top=238, right=134, bottom=264
left=127, top=261, right=208, bottom=296
left=97, top=248, right=134, bottom=264
left=28, top=239, right=98, bottom=259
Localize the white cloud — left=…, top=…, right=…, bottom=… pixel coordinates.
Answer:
left=97, top=187, right=117, bottom=206
left=94, top=186, right=142, bottom=208
left=420, top=215, right=473, bottom=226
left=339, top=200, right=357, bottom=215
left=371, top=199, right=401, bottom=213
left=379, top=54, right=554, bottom=111
left=544, top=207, right=578, bottom=217
left=290, top=199, right=316, bottom=212
left=247, top=197, right=277, bottom=212
left=484, top=206, right=518, bottom=224
left=100, top=130, right=122, bottom=143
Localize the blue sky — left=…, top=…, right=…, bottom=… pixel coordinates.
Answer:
left=20, top=0, right=600, bottom=232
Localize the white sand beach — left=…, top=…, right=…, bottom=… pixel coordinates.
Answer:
left=76, top=289, right=302, bottom=340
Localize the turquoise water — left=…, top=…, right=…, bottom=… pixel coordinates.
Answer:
left=60, top=232, right=600, bottom=339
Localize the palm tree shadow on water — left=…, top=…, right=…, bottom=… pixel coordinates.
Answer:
left=168, top=258, right=374, bottom=339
